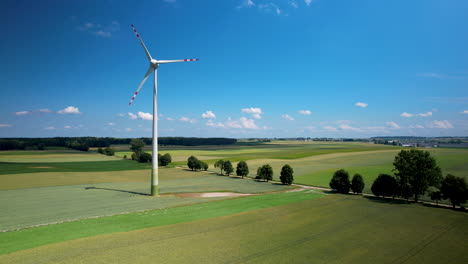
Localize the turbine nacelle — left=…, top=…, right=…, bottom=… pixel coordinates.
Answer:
left=150, top=59, right=159, bottom=69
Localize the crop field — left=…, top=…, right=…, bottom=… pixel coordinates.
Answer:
left=1, top=141, right=467, bottom=263
left=1, top=193, right=466, bottom=263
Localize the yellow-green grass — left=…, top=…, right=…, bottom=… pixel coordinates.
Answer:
left=0, top=169, right=293, bottom=231
left=115, top=141, right=398, bottom=162
left=1, top=194, right=466, bottom=263
left=0, top=150, right=118, bottom=163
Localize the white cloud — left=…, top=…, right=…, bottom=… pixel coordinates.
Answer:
left=15, top=111, right=30, bottom=116
left=355, top=102, right=368, bottom=108
left=418, top=111, right=432, bottom=117
left=95, top=30, right=111, bottom=38
left=428, top=120, right=454, bottom=129
left=237, top=0, right=255, bottom=8
left=64, top=125, right=72, bottom=129
left=339, top=124, right=361, bottom=132
left=180, top=117, right=197, bottom=123
left=400, top=112, right=414, bottom=117
left=282, top=114, right=295, bottom=121
left=305, top=0, right=312, bottom=6
left=125, top=128, right=134, bottom=132
left=108, top=123, right=116, bottom=126
left=324, top=126, right=338, bottom=132
left=386, top=121, right=400, bottom=129
left=290, top=1, right=298, bottom=8
left=45, top=126, right=56, bottom=130
left=58, top=106, right=81, bottom=114
left=202, top=110, right=216, bottom=119
left=137, top=111, right=153, bottom=120
left=298, top=110, right=312, bottom=115
left=409, top=125, right=424, bottom=129
left=78, top=20, right=119, bottom=38
left=400, top=111, right=432, bottom=118
left=128, top=113, right=138, bottom=120
left=258, top=3, right=282, bottom=15
left=206, top=117, right=261, bottom=130
left=242, top=107, right=263, bottom=119
left=0, top=124, right=12, bottom=128
left=461, top=110, right=468, bottom=114
left=118, top=113, right=125, bottom=117
left=166, top=117, right=174, bottom=121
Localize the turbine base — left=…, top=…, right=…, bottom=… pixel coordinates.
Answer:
left=151, top=185, right=159, bottom=196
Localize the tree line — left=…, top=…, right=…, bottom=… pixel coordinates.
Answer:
left=186, top=157, right=295, bottom=185
left=329, top=149, right=468, bottom=208
left=128, top=139, right=172, bottom=166
left=0, top=137, right=237, bottom=151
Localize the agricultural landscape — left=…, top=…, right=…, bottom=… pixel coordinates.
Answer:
left=1, top=140, right=467, bottom=263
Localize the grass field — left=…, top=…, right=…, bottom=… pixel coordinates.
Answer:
left=1, top=193, right=466, bottom=263
left=1, top=142, right=467, bottom=263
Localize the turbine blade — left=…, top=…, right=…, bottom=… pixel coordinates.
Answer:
left=157, top=59, right=199, bottom=64
left=131, top=24, right=153, bottom=61
left=129, top=67, right=153, bottom=105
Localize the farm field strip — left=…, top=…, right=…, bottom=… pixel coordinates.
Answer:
left=1, top=194, right=466, bottom=264
left=0, top=174, right=292, bottom=231
left=0, top=191, right=324, bottom=255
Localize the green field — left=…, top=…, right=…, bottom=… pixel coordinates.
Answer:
left=1, top=141, right=467, bottom=263
left=1, top=193, right=466, bottom=263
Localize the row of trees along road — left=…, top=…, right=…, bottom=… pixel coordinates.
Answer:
left=330, top=149, right=468, bottom=208
left=129, top=139, right=172, bottom=166
left=188, top=157, right=295, bottom=185
left=329, top=170, right=365, bottom=194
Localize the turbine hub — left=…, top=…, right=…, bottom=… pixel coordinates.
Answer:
left=150, top=59, right=159, bottom=68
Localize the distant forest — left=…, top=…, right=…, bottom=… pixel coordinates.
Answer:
left=0, top=137, right=237, bottom=151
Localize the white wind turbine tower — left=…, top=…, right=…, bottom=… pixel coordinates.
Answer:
left=128, top=24, right=199, bottom=196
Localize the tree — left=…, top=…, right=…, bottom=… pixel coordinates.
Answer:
left=329, top=169, right=351, bottom=194
left=103, top=147, right=115, bottom=156
left=130, top=139, right=145, bottom=153
left=257, top=164, right=273, bottom=182
left=371, top=174, right=397, bottom=198
left=187, top=155, right=199, bottom=171
left=393, top=149, right=443, bottom=202
left=200, top=161, right=209, bottom=171
left=440, top=174, right=468, bottom=208
left=159, top=153, right=172, bottom=166
left=194, top=160, right=202, bottom=171
left=430, top=191, right=443, bottom=205
left=214, top=159, right=226, bottom=175
left=351, top=173, right=365, bottom=194
left=97, top=147, right=104, bottom=154
left=280, top=164, right=294, bottom=185
left=224, top=160, right=233, bottom=176
left=138, top=152, right=152, bottom=163
left=236, top=161, right=249, bottom=179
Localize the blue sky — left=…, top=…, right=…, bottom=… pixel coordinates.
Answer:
left=1, top=0, right=467, bottom=138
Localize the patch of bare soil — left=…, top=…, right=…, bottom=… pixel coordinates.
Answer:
left=173, top=192, right=254, bottom=198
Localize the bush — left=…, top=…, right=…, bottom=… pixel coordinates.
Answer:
left=131, top=152, right=137, bottom=160
left=200, top=161, right=209, bottom=171
left=329, top=169, right=351, bottom=193
left=97, top=148, right=104, bottom=154
left=280, top=164, right=294, bottom=185
left=103, top=147, right=115, bottom=156
left=159, top=153, right=172, bottom=166
left=123, top=155, right=127, bottom=159
left=371, top=174, right=397, bottom=198
left=257, top=164, right=273, bottom=182
left=351, top=174, right=365, bottom=194
left=138, top=152, right=152, bottom=163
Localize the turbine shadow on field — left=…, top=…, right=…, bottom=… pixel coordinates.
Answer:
left=84, top=186, right=149, bottom=196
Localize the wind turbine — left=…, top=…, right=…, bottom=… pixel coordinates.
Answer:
left=128, top=24, right=198, bottom=196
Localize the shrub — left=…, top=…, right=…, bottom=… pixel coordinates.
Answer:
left=440, top=174, right=468, bottom=208
left=138, top=152, right=152, bottom=163
left=351, top=173, right=365, bottom=194
left=123, top=155, right=127, bottom=159
left=97, top=148, right=104, bottom=154
left=103, top=147, right=115, bottom=156
left=329, top=169, right=350, bottom=194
